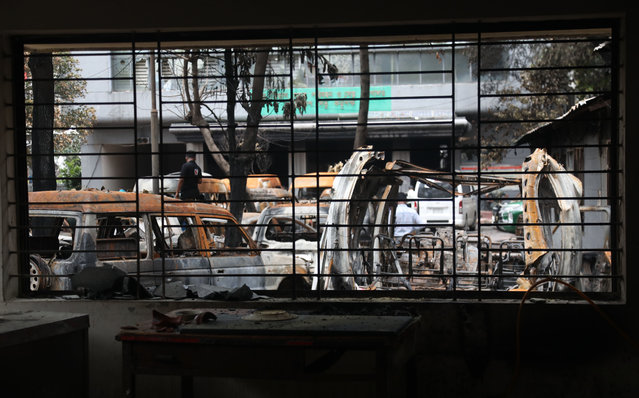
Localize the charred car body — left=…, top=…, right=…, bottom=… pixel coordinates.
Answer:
left=252, top=203, right=328, bottom=280
left=27, top=190, right=312, bottom=296
left=136, top=172, right=231, bottom=207
left=291, top=172, right=337, bottom=202
left=317, top=147, right=611, bottom=293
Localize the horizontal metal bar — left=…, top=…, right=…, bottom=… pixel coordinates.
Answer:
left=9, top=272, right=622, bottom=280
left=477, top=36, right=610, bottom=47
left=479, top=64, right=611, bottom=73
left=479, top=90, right=611, bottom=98
left=25, top=101, right=136, bottom=106
left=26, top=76, right=137, bottom=83
left=159, top=94, right=454, bottom=106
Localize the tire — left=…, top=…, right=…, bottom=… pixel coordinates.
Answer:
left=29, top=255, right=52, bottom=291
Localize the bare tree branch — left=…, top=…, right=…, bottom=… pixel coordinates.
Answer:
left=182, top=50, right=230, bottom=175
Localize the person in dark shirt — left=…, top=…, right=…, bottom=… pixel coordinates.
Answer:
left=176, top=151, right=203, bottom=200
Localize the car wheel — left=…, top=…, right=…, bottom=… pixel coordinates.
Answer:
left=29, top=260, right=41, bottom=291
left=29, top=255, right=52, bottom=291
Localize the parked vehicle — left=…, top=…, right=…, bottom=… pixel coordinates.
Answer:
left=27, top=190, right=312, bottom=295
left=407, top=180, right=477, bottom=230
left=136, top=172, right=230, bottom=208
left=251, top=203, right=329, bottom=274
left=488, top=186, right=523, bottom=234
left=246, top=174, right=284, bottom=189
left=290, top=172, right=337, bottom=201
left=243, top=186, right=292, bottom=213
left=495, top=200, right=524, bottom=234
left=244, top=174, right=291, bottom=211
left=137, top=172, right=290, bottom=212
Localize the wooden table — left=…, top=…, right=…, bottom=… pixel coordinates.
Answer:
left=117, top=311, right=419, bottom=398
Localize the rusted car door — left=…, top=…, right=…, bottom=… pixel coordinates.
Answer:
left=93, top=214, right=156, bottom=289
left=149, top=214, right=213, bottom=287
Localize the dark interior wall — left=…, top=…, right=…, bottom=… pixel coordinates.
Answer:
left=0, top=1, right=623, bottom=33
left=1, top=2, right=638, bottom=398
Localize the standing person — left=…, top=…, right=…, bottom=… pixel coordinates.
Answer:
left=393, top=191, right=425, bottom=240
left=176, top=151, right=203, bottom=201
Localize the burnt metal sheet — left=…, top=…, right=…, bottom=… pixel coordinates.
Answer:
left=521, top=148, right=583, bottom=290
left=318, top=148, right=387, bottom=290
left=293, top=172, right=338, bottom=189
left=387, top=160, right=521, bottom=196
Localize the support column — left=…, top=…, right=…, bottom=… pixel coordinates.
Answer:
left=289, top=144, right=307, bottom=187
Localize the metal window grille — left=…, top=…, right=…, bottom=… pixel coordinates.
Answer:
left=11, top=20, right=622, bottom=301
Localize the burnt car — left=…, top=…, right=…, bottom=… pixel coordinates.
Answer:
left=290, top=172, right=337, bottom=202
left=251, top=203, right=329, bottom=275
left=318, top=147, right=610, bottom=293
left=136, top=171, right=231, bottom=207
left=27, top=190, right=312, bottom=295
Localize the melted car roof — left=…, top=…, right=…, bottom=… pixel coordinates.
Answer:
left=29, top=190, right=233, bottom=217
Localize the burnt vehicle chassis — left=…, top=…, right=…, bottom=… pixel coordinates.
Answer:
left=317, top=147, right=611, bottom=293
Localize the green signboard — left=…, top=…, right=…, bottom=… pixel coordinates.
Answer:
left=263, top=86, right=392, bottom=116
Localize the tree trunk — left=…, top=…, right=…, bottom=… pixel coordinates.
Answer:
left=199, top=126, right=230, bottom=175
left=353, top=45, right=370, bottom=150
left=225, top=49, right=269, bottom=246
left=229, top=50, right=269, bottom=224
left=28, top=53, right=57, bottom=192
left=226, top=49, right=247, bottom=224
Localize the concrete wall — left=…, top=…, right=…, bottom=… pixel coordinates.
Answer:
left=1, top=2, right=638, bottom=398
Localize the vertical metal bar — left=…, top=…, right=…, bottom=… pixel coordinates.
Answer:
left=157, top=39, right=167, bottom=298
left=476, top=30, right=483, bottom=294
left=288, top=36, right=297, bottom=299
left=451, top=33, right=458, bottom=294
left=313, top=39, right=321, bottom=243
left=149, top=50, right=160, bottom=195
left=130, top=38, right=142, bottom=298
left=314, top=34, right=323, bottom=298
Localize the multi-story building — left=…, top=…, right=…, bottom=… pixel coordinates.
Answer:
left=77, top=44, right=524, bottom=190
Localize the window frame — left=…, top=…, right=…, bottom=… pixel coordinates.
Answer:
left=11, top=18, right=624, bottom=303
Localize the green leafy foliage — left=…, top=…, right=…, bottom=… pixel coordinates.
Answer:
left=478, top=38, right=610, bottom=166
left=58, top=155, right=82, bottom=190
left=24, top=53, right=96, bottom=155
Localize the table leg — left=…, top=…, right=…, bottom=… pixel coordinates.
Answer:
left=181, top=375, right=194, bottom=398
left=406, top=355, right=417, bottom=397
left=121, top=343, right=136, bottom=398
left=376, top=349, right=389, bottom=398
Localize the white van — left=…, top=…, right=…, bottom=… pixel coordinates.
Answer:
left=407, top=180, right=477, bottom=230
